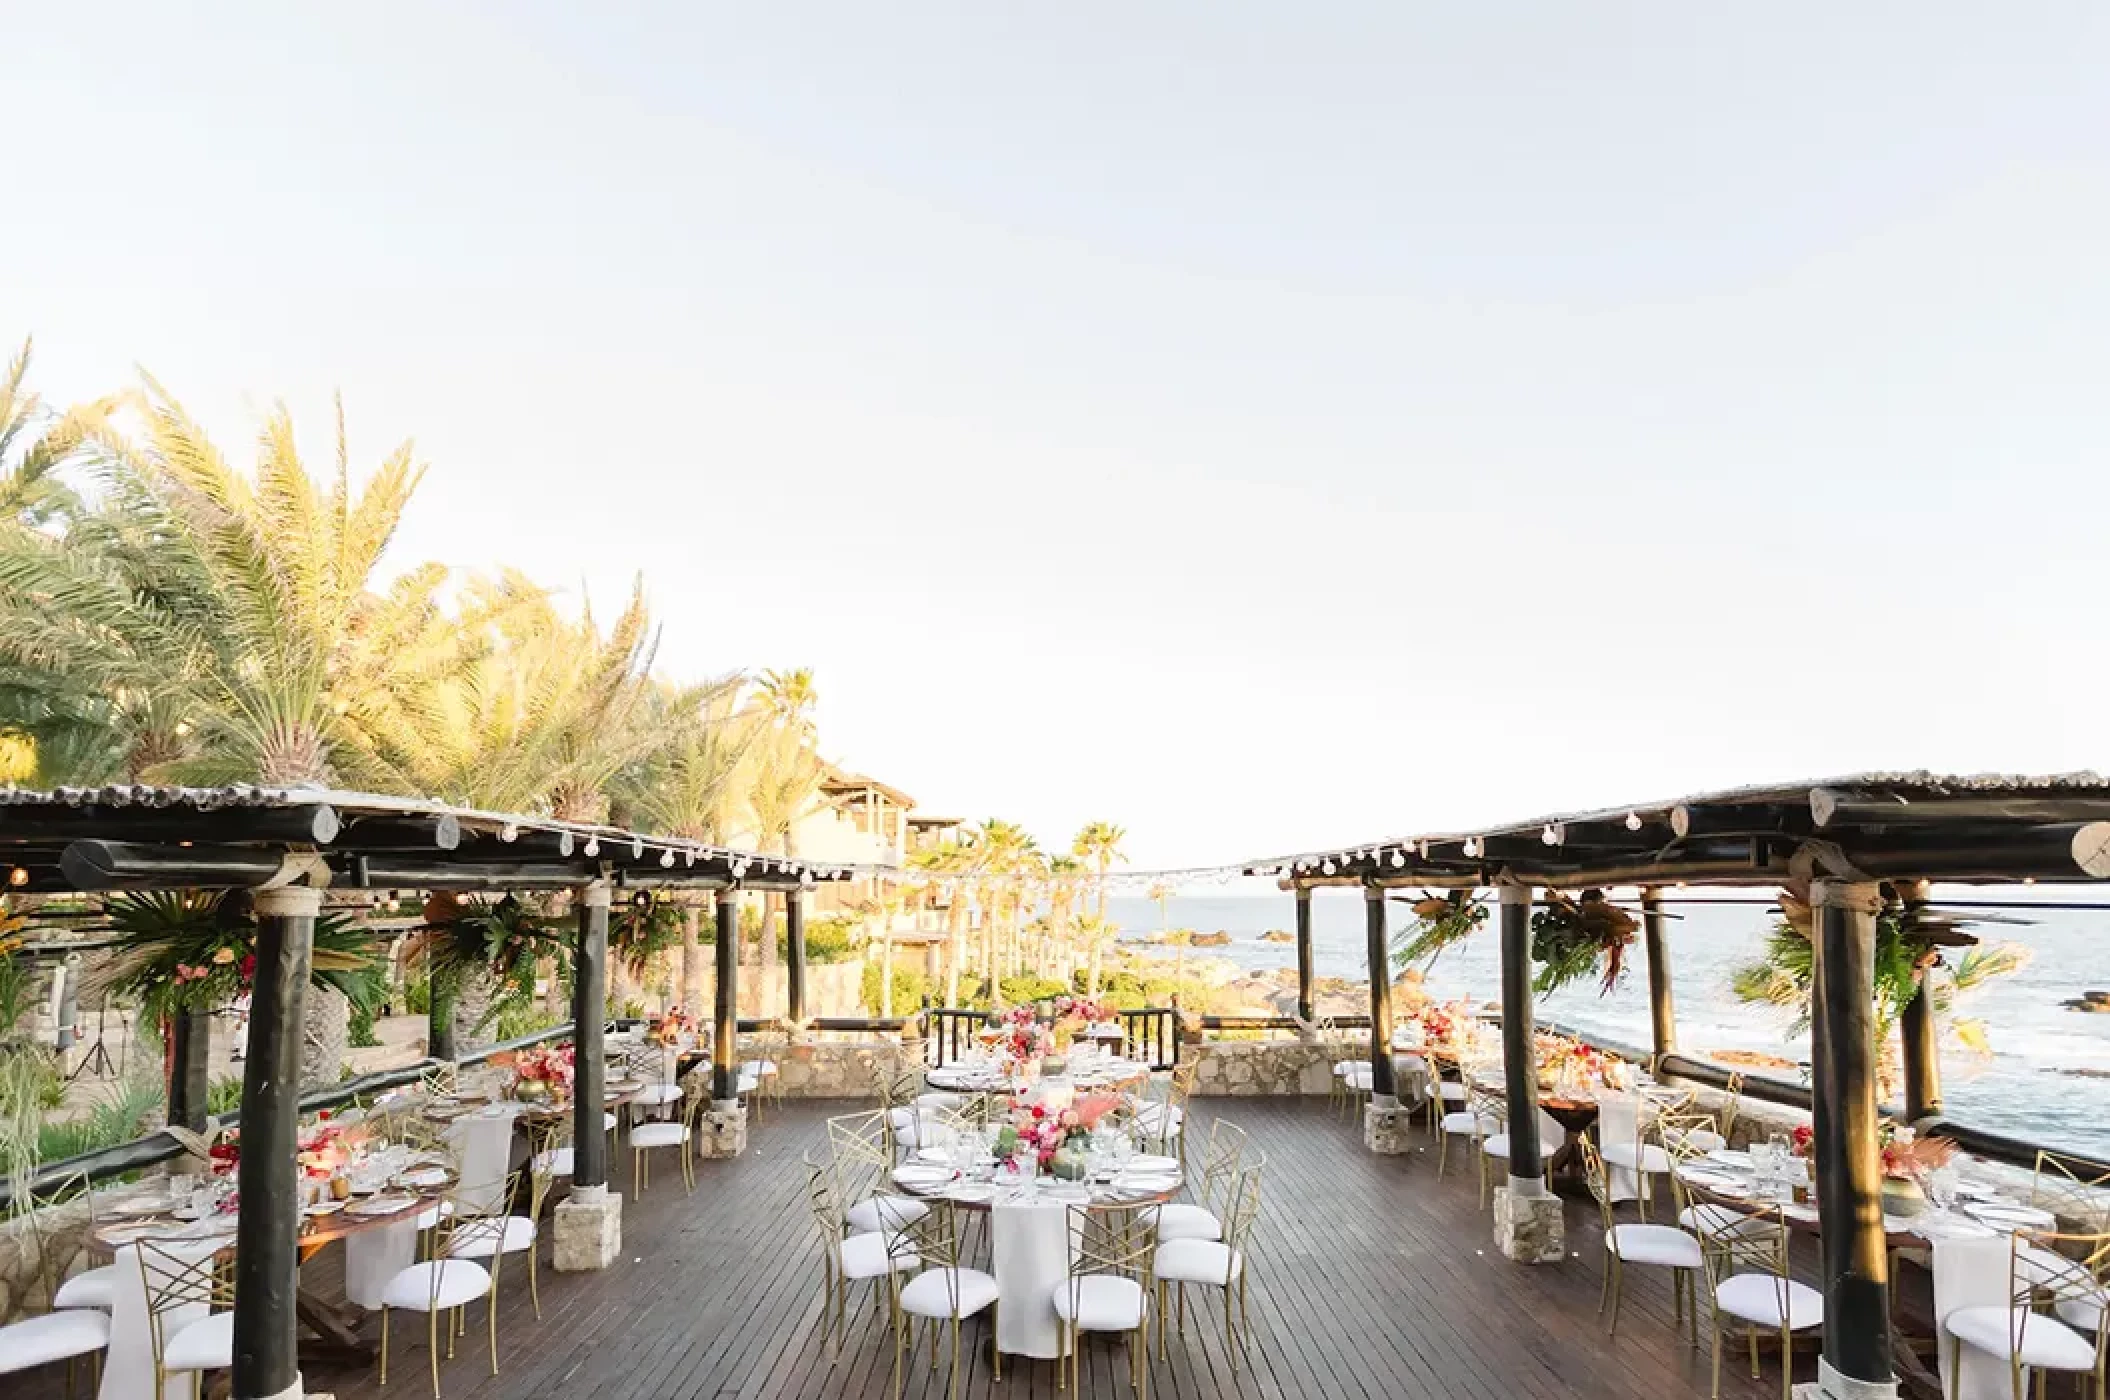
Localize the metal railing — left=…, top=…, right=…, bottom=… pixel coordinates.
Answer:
left=0, top=1022, right=577, bottom=1211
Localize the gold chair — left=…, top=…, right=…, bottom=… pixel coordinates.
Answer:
left=1155, top=1157, right=1262, bottom=1370
left=803, top=1151, right=919, bottom=1360
left=887, top=1200, right=998, bottom=1400
left=1156, top=1119, right=1247, bottom=1244
left=1943, top=1226, right=2110, bottom=1400
left=1436, top=1082, right=1497, bottom=1190
left=631, top=1085, right=708, bottom=1195
left=0, top=1174, right=111, bottom=1398
left=2032, top=1149, right=2110, bottom=1232
left=378, top=1175, right=517, bottom=1398
left=1581, top=1137, right=1702, bottom=1343
left=1136, top=1059, right=1199, bottom=1164
left=1055, top=1202, right=1157, bottom=1395
left=829, top=1107, right=933, bottom=1237
left=1691, top=1203, right=1822, bottom=1400
left=137, top=1238, right=235, bottom=1400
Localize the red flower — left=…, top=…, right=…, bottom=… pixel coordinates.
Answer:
left=239, top=954, right=256, bottom=980
left=1031, top=1105, right=1046, bottom=1119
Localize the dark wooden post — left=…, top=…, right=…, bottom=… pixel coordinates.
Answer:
left=785, top=887, right=808, bottom=1028
left=1497, top=885, right=1545, bottom=1183
left=712, top=888, right=740, bottom=1103
left=1897, top=882, right=1942, bottom=1121
left=1810, top=879, right=1895, bottom=1392
left=232, top=885, right=316, bottom=1400
left=1294, top=886, right=1316, bottom=1025
left=166, top=1009, right=211, bottom=1134
left=1640, top=886, right=1677, bottom=1067
left=571, top=883, right=611, bottom=1190
left=1363, top=886, right=1397, bottom=1100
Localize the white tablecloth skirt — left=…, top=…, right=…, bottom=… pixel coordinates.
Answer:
left=992, top=1200, right=1072, bottom=1359
left=100, top=1237, right=220, bottom=1400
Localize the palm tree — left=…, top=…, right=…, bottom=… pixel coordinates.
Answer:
left=756, top=668, right=818, bottom=737
left=1045, top=855, right=1083, bottom=986
left=1071, top=821, right=1127, bottom=991
left=744, top=718, right=826, bottom=1016
left=618, top=680, right=757, bottom=1012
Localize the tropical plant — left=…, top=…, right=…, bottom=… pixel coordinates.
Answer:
left=745, top=706, right=826, bottom=1009
left=1729, top=883, right=2031, bottom=1050
left=36, top=1071, right=164, bottom=1164
left=612, top=895, right=686, bottom=979
left=83, top=891, right=386, bottom=1027
left=1072, top=821, right=1127, bottom=993
left=1524, top=889, right=1639, bottom=996
left=1391, top=891, right=1490, bottom=969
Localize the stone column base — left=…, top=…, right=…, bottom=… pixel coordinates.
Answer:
left=699, top=1101, right=748, bottom=1158
left=1363, top=1101, right=1413, bottom=1155
left=552, top=1185, right=623, bottom=1272
left=1493, top=1181, right=1565, bottom=1263
left=1792, top=1359, right=1898, bottom=1400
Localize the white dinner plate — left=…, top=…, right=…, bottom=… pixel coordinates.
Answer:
left=946, top=1183, right=996, bottom=1204
left=1706, top=1149, right=1754, bottom=1170
left=350, top=1194, right=417, bottom=1216
left=398, top=1168, right=451, bottom=1188
left=892, top=1166, right=956, bottom=1189
left=1129, top=1155, right=1180, bottom=1174
left=1966, top=1202, right=2057, bottom=1230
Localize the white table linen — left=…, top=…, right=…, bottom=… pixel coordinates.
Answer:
left=992, top=1197, right=1071, bottom=1359
left=1930, top=1226, right=2030, bottom=1400
left=99, top=1235, right=224, bottom=1400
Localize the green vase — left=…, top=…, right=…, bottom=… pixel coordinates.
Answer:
left=1881, top=1175, right=1925, bottom=1218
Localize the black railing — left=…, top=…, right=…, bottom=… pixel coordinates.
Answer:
left=1122, top=1009, right=1179, bottom=1070
left=924, top=1009, right=986, bottom=1067
left=0, top=1022, right=577, bottom=1211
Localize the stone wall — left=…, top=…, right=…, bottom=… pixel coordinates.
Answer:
left=678, top=1036, right=916, bottom=1100
left=1189, top=1040, right=1334, bottom=1097
left=0, top=1192, right=99, bottom=1324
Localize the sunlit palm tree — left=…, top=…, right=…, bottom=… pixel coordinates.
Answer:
left=745, top=716, right=826, bottom=1015
left=1072, top=822, right=1128, bottom=993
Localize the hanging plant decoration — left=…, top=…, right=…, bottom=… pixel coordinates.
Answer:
left=1390, top=891, right=1489, bottom=969
left=1728, top=880, right=2031, bottom=1048
left=612, top=892, right=686, bottom=978
left=1528, top=888, right=1638, bottom=996
left=83, top=890, right=386, bottom=1026
left=404, top=892, right=559, bottom=992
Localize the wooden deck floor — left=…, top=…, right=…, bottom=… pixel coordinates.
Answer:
left=300, top=1097, right=1805, bottom=1400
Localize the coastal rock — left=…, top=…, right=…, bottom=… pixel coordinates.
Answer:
left=1189, top=931, right=1232, bottom=947
left=2064, top=991, right=2110, bottom=1013
left=1259, top=930, right=1295, bottom=944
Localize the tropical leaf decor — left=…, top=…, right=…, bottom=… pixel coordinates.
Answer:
left=1728, top=880, right=2031, bottom=1048
left=613, top=893, right=685, bottom=978
left=82, top=890, right=385, bottom=1026
left=1390, top=891, right=1489, bottom=969
left=402, top=892, right=560, bottom=994
left=1528, top=889, right=1638, bottom=996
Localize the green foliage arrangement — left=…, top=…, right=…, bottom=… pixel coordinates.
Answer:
left=1528, top=889, right=1638, bottom=996
left=36, top=1072, right=163, bottom=1163
left=1391, top=892, right=1489, bottom=969
left=84, top=891, right=386, bottom=1027
left=613, top=896, right=685, bottom=977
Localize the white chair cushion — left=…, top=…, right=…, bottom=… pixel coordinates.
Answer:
left=604, top=1111, right=619, bottom=1132
left=915, top=1092, right=966, bottom=1111
left=630, top=1122, right=690, bottom=1149
left=414, top=1205, right=442, bottom=1231
left=1154, top=1202, right=1224, bottom=1243
left=382, top=1258, right=494, bottom=1312
left=1052, top=1275, right=1148, bottom=1331
left=163, top=1310, right=233, bottom=1372
left=886, top=1106, right=918, bottom=1129
left=1602, top=1141, right=1673, bottom=1174
left=53, top=1262, right=120, bottom=1311
left=1607, top=1224, right=1704, bottom=1269
left=1441, top=1111, right=1493, bottom=1136
left=1153, top=1239, right=1243, bottom=1286
left=847, top=1195, right=931, bottom=1234
left=446, top=1216, right=537, bottom=1259
left=1676, top=1128, right=1728, bottom=1154
left=532, top=1147, right=575, bottom=1178
left=1946, top=1305, right=2101, bottom=1371
left=740, top=1059, right=777, bottom=1077
left=839, top=1231, right=919, bottom=1282
left=632, top=1084, right=684, bottom=1106
left=1438, top=1082, right=1467, bottom=1102
left=0, top=1308, right=110, bottom=1373
left=898, top=1266, right=1000, bottom=1319
left=1395, top=1054, right=1429, bottom=1075
left=737, top=1072, right=761, bottom=1093
left=1331, top=1061, right=1355, bottom=1077
left=1341, top=1065, right=1374, bottom=1090
left=1714, top=1273, right=1823, bottom=1330
left=1482, top=1133, right=1510, bottom=1157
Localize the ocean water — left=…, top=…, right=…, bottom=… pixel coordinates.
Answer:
left=1106, top=891, right=2110, bottom=1159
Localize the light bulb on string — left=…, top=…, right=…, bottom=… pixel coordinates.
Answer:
left=1624, top=812, right=1643, bottom=832
left=659, top=849, right=675, bottom=868
left=583, top=838, right=600, bottom=858
left=1390, top=851, right=1406, bottom=868
left=1321, top=860, right=1336, bottom=875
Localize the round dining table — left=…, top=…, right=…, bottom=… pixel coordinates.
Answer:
left=892, top=1155, right=1184, bottom=1361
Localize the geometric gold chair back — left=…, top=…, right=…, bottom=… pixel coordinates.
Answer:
left=1999, top=1226, right=2110, bottom=1354
left=1578, top=1136, right=1620, bottom=1233
left=825, top=1107, right=896, bottom=1204
left=1194, top=1119, right=1248, bottom=1215
left=523, top=1116, right=569, bottom=1214
left=1062, top=1201, right=1158, bottom=1291
left=2032, top=1150, right=2110, bottom=1234
left=1691, top=1202, right=1791, bottom=1317
left=137, top=1237, right=236, bottom=1385
left=1717, top=1073, right=1746, bottom=1145
left=1221, top=1158, right=1266, bottom=1255
left=429, top=1169, right=522, bottom=1305
left=421, top=1061, right=460, bottom=1100
left=1166, top=1057, right=1201, bottom=1108
left=1464, top=1082, right=1505, bottom=1136
left=1655, top=1110, right=1721, bottom=1165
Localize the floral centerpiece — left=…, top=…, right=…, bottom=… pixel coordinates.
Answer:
left=1789, top=1121, right=1955, bottom=1214
left=993, top=1005, right=1053, bottom=1074
left=492, top=1042, right=576, bottom=1105
left=648, top=1004, right=696, bottom=1048
left=992, top=1090, right=1122, bottom=1176
left=1536, top=1037, right=1611, bottom=1096
left=1049, top=995, right=1112, bottom=1052
left=1528, top=889, right=1638, bottom=996
left=1416, top=1002, right=1464, bottom=1050
left=296, top=1119, right=363, bottom=1181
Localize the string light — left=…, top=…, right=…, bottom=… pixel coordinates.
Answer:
left=659, top=849, right=676, bottom=868
left=1541, top=825, right=1561, bottom=846
left=1390, top=850, right=1406, bottom=868
left=6, top=867, right=25, bottom=888
left=1461, top=838, right=1480, bottom=858
left=1624, top=812, right=1643, bottom=831
left=583, top=838, right=600, bottom=857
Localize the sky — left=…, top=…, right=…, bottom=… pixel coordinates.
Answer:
left=6, top=4, right=2110, bottom=870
